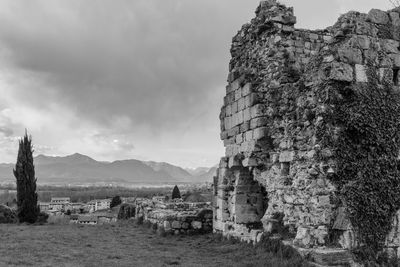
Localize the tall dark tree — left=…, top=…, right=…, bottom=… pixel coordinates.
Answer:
left=13, top=131, right=39, bottom=223
left=171, top=185, right=181, bottom=199
left=110, top=195, right=122, bottom=208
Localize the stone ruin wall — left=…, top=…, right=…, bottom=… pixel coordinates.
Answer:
left=214, top=0, right=400, bottom=255
left=135, top=200, right=213, bottom=235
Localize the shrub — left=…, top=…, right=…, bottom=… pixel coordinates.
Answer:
left=255, top=235, right=304, bottom=263
left=157, top=226, right=167, bottom=237
left=135, top=216, right=144, bottom=225
left=0, top=205, right=17, bottom=224
left=36, top=212, right=49, bottom=224
left=151, top=223, right=158, bottom=233
left=143, top=220, right=152, bottom=229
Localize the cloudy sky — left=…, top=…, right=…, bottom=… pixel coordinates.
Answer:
left=0, top=0, right=393, bottom=168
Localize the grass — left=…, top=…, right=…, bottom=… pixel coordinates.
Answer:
left=0, top=222, right=309, bottom=267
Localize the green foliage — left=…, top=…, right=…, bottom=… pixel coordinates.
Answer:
left=117, top=203, right=136, bottom=220
left=322, top=62, right=400, bottom=253
left=171, top=185, right=181, bottom=199
left=110, top=195, right=122, bottom=208
left=36, top=212, right=49, bottom=224
left=135, top=216, right=144, bottom=225
left=255, top=235, right=304, bottom=264
left=13, top=132, right=39, bottom=223
left=0, top=204, right=17, bottom=223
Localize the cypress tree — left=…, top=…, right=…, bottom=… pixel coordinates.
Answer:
left=110, top=196, right=122, bottom=208
left=171, top=185, right=181, bottom=199
left=13, top=131, right=39, bottom=223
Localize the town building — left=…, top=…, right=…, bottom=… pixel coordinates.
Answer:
left=77, top=215, right=98, bottom=225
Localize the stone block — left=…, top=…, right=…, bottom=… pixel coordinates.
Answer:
left=245, top=130, right=253, bottom=141
left=269, top=14, right=296, bottom=25
left=191, top=221, right=202, bottom=229
left=235, top=89, right=242, bottom=101
left=235, top=211, right=260, bottom=224
left=338, top=48, right=362, bottom=64
left=243, top=108, right=251, bottom=122
left=323, top=55, right=334, bottom=63
left=228, top=71, right=240, bottom=83
left=355, top=20, right=378, bottom=36
left=237, top=111, right=244, bottom=125
left=242, top=83, right=252, bottom=96
left=228, top=156, right=242, bottom=168
left=219, top=157, right=228, bottom=168
left=182, top=222, right=189, bottom=229
left=390, top=12, right=400, bottom=26
left=323, top=35, right=332, bottom=42
left=279, top=151, right=294, bottom=162
left=240, top=121, right=250, bottom=132
left=242, top=157, right=258, bottom=167
left=355, top=64, right=368, bottom=82
left=250, top=117, right=269, bottom=129
left=250, top=104, right=267, bottom=119
left=226, top=104, right=232, bottom=116
left=382, top=39, right=400, bottom=53
left=235, top=194, right=249, bottom=205
left=232, top=101, right=238, bottom=114
left=330, top=62, right=353, bottom=82
left=240, top=141, right=257, bottom=153
left=220, top=130, right=228, bottom=140
left=227, top=126, right=240, bottom=137
left=351, top=35, right=370, bottom=50
left=238, top=98, right=245, bottom=111
left=172, top=221, right=181, bottom=229
left=164, top=221, right=172, bottom=231
left=224, top=117, right=232, bottom=130
left=235, top=134, right=243, bottom=144
left=367, top=9, right=389, bottom=25
left=390, top=54, right=400, bottom=68
left=295, top=227, right=312, bottom=247
left=253, top=127, right=268, bottom=140
left=231, top=79, right=241, bottom=91
left=318, top=195, right=331, bottom=207
left=223, top=137, right=235, bottom=146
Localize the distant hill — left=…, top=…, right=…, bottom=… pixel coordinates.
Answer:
left=144, top=161, right=192, bottom=180
left=0, top=153, right=217, bottom=185
left=196, top=166, right=218, bottom=182
left=185, top=167, right=210, bottom=176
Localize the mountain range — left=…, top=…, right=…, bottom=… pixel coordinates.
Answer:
left=0, top=153, right=217, bottom=185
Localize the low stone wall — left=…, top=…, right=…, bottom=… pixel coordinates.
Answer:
left=135, top=200, right=213, bottom=235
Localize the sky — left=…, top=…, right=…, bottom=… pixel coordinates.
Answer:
left=0, top=0, right=394, bottom=168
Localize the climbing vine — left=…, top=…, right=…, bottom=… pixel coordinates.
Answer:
left=323, top=61, right=400, bottom=253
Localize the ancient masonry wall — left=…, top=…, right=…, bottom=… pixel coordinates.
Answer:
left=136, top=200, right=213, bottom=235
left=214, top=0, right=400, bottom=254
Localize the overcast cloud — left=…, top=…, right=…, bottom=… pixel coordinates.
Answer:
left=0, top=0, right=393, bottom=168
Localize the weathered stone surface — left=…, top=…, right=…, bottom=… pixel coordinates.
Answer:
left=355, top=64, right=368, bottom=82
left=279, top=151, right=294, bottom=162
left=367, top=9, right=389, bottom=25
left=330, top=62, right=353, bottom=82
left=214, top=0, right=400, bottom=262
left=390, top=12, right=400, bottom=26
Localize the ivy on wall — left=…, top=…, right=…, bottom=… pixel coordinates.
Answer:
left=322, top=61, right=400, bottom=253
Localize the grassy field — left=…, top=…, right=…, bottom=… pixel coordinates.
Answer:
left=0, top=222, right=307, bottom=267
